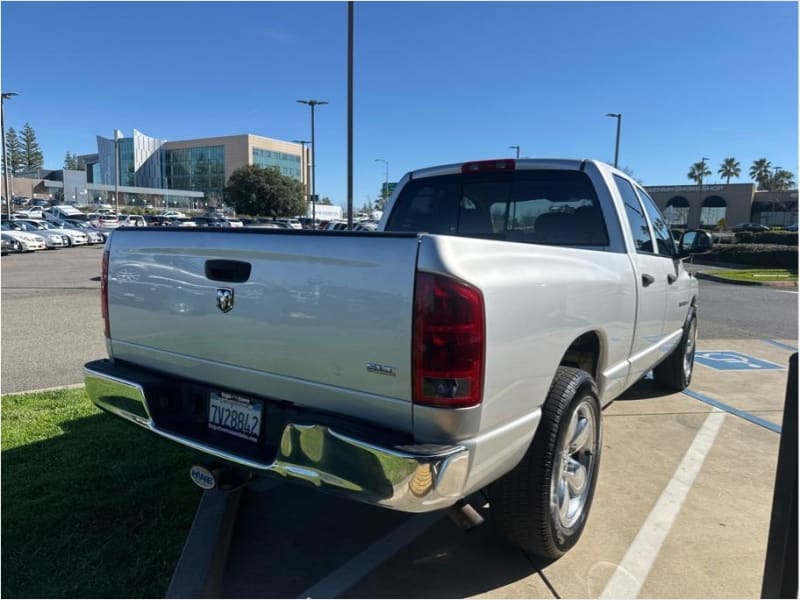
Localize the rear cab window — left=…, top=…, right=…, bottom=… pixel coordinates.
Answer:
left=385, top=170, right=610, bottom=248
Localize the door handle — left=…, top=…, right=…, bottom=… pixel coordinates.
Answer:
left=642, top=273, right=655, bottom=287
left=205, top=259, right=252, bottom=283
left=667, top=273, right=677, bottom=284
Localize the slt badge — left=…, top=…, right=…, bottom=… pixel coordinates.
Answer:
left=216, top=288, right=235, bottom=313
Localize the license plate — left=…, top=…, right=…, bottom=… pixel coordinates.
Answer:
left=208, top=391, right=263, bottom=442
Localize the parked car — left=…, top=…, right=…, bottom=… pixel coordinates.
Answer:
left=85, top=158, right=713, bottom=561
left=45, top=205, right=88, bottom=223
left=161, top=210, right=187, bottom=219
left=60, top=219, right=107, bottom=244
left=353, top=220, right=379, bottom=231
left=7, top=220, right=68, bottom=249
left=20, top=219, right=88, bottom=246
left=785, top=224, right=798, bottom=232
left=15, top=206, right=45, bottom=219
left=0, top=224, right=46, bottom=251
left=88, top=213, right=120, bottom=229
left=117, top=215, right=148, bottom=228
left=275, top=218, right=303, bottom=230
left=731, top=222, right=770, bottom=232
left=1, top=236, right=13, bottom=255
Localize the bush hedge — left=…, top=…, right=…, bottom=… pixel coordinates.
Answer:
left=734, top=231, right=798, bottom=246
left=700, top=243, right=798, bottom=269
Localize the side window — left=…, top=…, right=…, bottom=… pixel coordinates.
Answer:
left=636, top=187, right=675, bottom=257
left=614, top=175, right=654, bottom=254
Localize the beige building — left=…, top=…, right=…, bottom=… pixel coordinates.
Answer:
left=645, top=183, right=798, bottom=229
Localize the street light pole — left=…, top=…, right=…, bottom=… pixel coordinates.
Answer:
left=605, top=113, right=622, bottom=168
left=114, top=130, right=122, bottom=214
left=297, top=99, right=328, bottom=228
left=2, top=91, right=19, bottom=218
left=375, top=158, right=388, bottom=207
left=509, top=145, right=520, bottom=159
left=292, top=139, right=311, bottom=214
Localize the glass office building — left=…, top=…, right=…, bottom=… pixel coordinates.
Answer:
left=163, top=146, right=226, bottom=199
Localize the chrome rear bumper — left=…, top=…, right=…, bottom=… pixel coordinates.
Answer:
left=84, top=360, right=470, bottom=512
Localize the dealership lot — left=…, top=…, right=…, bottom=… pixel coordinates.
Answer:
left=1, top=249, right=796, bottom=597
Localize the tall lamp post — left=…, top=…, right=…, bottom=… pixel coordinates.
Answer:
left=509, top=145, right=520, bottom=159
left=605, top=113, right=622, bottom=168
left=297, top=99, right=328, bottom=228
left=2, top=91, right=19, bottom=218
left=113, top=129, right=123, bottom=214
left=293, top=139, right=311, bottom=214
left=375, top=158, right=388, bottom=207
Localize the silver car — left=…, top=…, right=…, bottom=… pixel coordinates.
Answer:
left=21, top=219, right=89, bottom=246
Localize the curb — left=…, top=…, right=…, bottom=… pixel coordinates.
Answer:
left=694, top=272, right=763, bottom=286
left=166, top=487, right=244, bottom=599
left=695, top=272, right=798, bottom=288
left=1, top=383, right=85, bottom=397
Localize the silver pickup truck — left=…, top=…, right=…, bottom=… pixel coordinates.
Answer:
left=84, top=158, right=711, bottom=558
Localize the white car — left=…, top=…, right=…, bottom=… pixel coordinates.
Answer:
left=0, top=225, right=46, bottom=251
left=9, top=220, right=69, bottom=249
left=15, top=207, right=45, bottom=219
left=161, top=211, right=187, bottom=219
left=21, top=219, right=89, bottom=246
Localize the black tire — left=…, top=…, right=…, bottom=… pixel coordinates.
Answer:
left=489, top=366, right=602, bottom=559
left=653, top=307, right=697, bottom=392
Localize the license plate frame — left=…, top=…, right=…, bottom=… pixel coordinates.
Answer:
left=208, top=390, right=263, bottom=443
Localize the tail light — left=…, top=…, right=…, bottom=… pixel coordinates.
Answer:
left=461, top=159, right=515, bottom=173
left=101, top=248, right=110, bottom=338
left=413, top=272, right=485, bottom=408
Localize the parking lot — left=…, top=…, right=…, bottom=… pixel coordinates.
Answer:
left=1, top=249, right=796, bottom=597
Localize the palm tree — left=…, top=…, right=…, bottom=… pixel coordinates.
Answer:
left=718, top=157, right=741, bottom=185
left=687, top=161, right=711, bottom=185
left=749, top=158, right=772, bottom=190
left=770, top=169, right=796, bottom=192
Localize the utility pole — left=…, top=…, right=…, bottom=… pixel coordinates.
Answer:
left=509, top=145, right=520, bottom=159
left=346, top=1, right=354, bottom=229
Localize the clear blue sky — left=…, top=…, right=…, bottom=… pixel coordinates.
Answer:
left=2, top=1, right=797, bottom=209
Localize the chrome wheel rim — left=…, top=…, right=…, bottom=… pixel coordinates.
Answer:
left=683, top=318, right=697, bottom=381
left=551, top=398, right=597, bottom=531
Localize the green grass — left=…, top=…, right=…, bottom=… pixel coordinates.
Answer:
left=712, top=268, right=798, bottom=283
left=1, top=389, right=202, bottom=598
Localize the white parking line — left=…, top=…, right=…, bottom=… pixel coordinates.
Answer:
left=599, top=410, right=727, bottom=599
left=299, top=512, right=443, bottom=598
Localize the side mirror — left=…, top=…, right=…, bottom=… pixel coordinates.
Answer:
left=678, top=229, right=713, bottom=258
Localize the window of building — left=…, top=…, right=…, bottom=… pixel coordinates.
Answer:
left=700, top=196, right=727, bottom=229
left=252, top=148, right=301, bottom=180
left=664, top=196, right=690, bottom=228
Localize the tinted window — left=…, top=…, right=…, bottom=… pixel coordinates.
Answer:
left=636, top=187, right=675, bottom=256
left=614, top=175, right=654, bottom=254
left=386, top=170, right=608, bottom=247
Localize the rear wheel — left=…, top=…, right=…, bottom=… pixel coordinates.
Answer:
left=653, top=308, right=697, bottom=391
left=489, top=367, right=602, bottom=559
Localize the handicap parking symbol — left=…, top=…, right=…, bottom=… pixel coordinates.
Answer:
left=695, top=351, right=784, bottom=371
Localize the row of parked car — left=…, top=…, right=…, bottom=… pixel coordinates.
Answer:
left=1, top=213, right=108, bottom=255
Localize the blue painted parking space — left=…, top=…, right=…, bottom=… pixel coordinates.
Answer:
left=695, top=351, right=785, bottom=371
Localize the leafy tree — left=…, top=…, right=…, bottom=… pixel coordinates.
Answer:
left=63, top=151, right=79, bottom=170
left=718, top=157, right=741, bottom=184
left=223, top=165, right=306, bottom=217
left=4, top=127, right=24, bottom=174
left=21, top=123, right=43, bottom=170
left=749, top=158, right=772, bottom=190
left=687, top=161, right=711, bottom=185
left=318, top=196, right=333, bottom=205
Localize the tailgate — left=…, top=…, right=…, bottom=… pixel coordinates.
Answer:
left=106, top=229, right=420, bottom=433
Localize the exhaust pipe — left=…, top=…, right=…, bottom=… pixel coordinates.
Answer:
left=190, top=463, right=251, bottom=492
left=447, top=499, right=485, bottom=530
